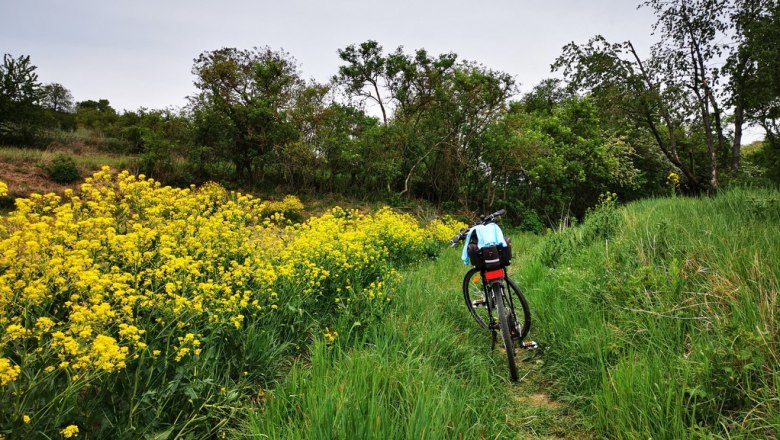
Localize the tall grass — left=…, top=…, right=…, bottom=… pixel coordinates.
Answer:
left=244, top=233, right=580, bottom=439
left=524, top=188, right=780, bottom=438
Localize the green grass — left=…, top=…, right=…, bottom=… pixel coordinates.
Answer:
left=243, top=233, right=582, bottom=439
left=6, top=173, right=774, bottom=438
left=523, top=188, right=780, bottom=438
left=0, top=146, right=139, bottom=171
left=250, top=187, right=778, bottom=439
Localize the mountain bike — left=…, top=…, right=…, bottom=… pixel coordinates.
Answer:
left=450, top=209, right=535, bottom=381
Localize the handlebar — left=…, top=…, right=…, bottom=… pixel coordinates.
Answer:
left=448, top=209, right=506, bottom=247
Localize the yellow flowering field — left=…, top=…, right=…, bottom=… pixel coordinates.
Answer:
left=0, top=168, right=464, bottom=438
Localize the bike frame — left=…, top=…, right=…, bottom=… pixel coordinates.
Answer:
left=478, top=269, right=520, bottom=342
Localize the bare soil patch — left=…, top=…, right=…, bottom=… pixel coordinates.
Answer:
left=514, top=393, right=562, bottom=410
left=0, top=162, right=71, bottom=196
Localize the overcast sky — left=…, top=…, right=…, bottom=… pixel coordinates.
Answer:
left=2, top=1, right=659, bottom=112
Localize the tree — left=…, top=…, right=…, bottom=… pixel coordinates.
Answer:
left=0, top=54, right=46, bottom=142
left=555, top=24, right=726, bottom=194
left=478, top=95, right=641, bottom=222
left=190, top=47, right=304, bottom=185
left=643, top=0, right=733, bottom=191
left=729, top=0, right=780, bottom=181
left=334, top=41, right=390, bottom=125
left=75, top=99, right=118, bottom=133
left=556, top=0, right=780, bottom=192
left=41, top=83, right=75, bottom=113
left=334, top=41, right=516, bottom=204
left=382, top=47, right=459, bottom=198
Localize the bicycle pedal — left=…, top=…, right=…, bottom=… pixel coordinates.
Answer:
left=471, top=299, right=487, bottom=308
left=520, top=340, right=538, bottom=350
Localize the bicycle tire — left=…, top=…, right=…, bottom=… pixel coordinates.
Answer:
left=463, top=267, right=490, bottom=330
left=464, top=268, right=531, bottom=340
left=494, top=283, right=519, bottom=381
left=505, top=276, right=531, bottom=341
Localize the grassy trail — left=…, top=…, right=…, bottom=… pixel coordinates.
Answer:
left=245, top=233, right=584, bottom=439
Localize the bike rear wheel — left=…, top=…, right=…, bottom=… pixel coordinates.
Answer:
left=463, top=268, right=531, bottom=340
left=463, top=267, right=491, bottom=330
left=494, top=283, right=519, bottom=381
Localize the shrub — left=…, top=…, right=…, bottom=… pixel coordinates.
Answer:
left=519, top=209, right=545, bottom=234
left=537, top=225, right=582, bottom=267
left=581, top=196, right=621, bottom=242
left=45, top=154, right=80, bottom=183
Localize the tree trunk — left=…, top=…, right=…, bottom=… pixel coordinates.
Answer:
left=732, top=98, right=744, bottom=175
left=628, top=41, right=702, bottom=192
left=687, top=37, right=718, bottom=193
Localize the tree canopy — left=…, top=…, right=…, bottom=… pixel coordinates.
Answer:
left=3, top=1, right=779, bottom=224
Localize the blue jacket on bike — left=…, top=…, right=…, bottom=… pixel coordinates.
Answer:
left=461, top=223, right=507, bottom=265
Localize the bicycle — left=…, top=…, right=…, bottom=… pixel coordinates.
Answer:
left=450, top=209, right=536, bottom=382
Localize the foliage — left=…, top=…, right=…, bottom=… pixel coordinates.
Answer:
left=45, top=154, right=80, bottom=183
left=554, top=0, right=780, bottom=194
left=334, top=40, right=392, bottom=125
left=75, top=99, right=118, bottom=135
left=0, top=169, right=464, bottom=439
left=129, top=108, right=193, bottom=185
left=0, top=54, right=47, bottom=145
left=41, top=83, right=74, bottom=113
left=335, top=41, right=516, bottom=204
left=481, top=94, right=641, bottom=223
left=730, top=0, right=780, bottom=183
left=190, top=47, right=305, bottom=185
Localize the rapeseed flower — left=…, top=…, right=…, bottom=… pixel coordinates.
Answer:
left=0, top=357, right=20, bottom=385
left=60, top=425, right=79, bottom=438
left=0, top=168, right=465, bottom=438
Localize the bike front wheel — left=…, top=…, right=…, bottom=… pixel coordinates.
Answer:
left=506, top=276, right=531, bottom=341
left=494, top=283, right=519, bottom=381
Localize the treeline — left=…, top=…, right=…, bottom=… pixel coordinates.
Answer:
left=1, top=0, right=778, bottom=225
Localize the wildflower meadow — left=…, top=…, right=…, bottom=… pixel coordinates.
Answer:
left=0, top=168, right=464, bottom=438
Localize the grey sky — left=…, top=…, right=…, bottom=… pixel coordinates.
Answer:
left=2, top=0, right=658, bottom=112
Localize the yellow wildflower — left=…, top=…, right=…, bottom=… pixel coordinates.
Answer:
left=0, top=357, right=21, bottom=385
left=61, top=425, right=79, bottom=438
left=323, top=327, right=339, bottom=344
left=5, top=324, right=30, bottom=341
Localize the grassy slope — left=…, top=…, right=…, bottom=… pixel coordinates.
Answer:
left=524, top=188, right=779, bottom=438
left=244, top=233, right=584, bottom=439
left=244, top=188, right=778, bottom=439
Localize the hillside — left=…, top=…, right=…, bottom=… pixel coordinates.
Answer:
left=520, top=188, right=779, bottom=438
left=1, top=168, right=778, bottom=438
left=240, top=188, right=779, bottom=438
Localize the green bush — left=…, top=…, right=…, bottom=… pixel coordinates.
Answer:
left=46, top=154, right=80, bottom=183
left=538, top=225, right=582, bottom=267
left=519, top=209, right=545, bottom=234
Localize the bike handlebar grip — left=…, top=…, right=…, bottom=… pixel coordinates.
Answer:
left=449, top=228, right=469, bottom=247
left=494, top=209, right=506, bottom=217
